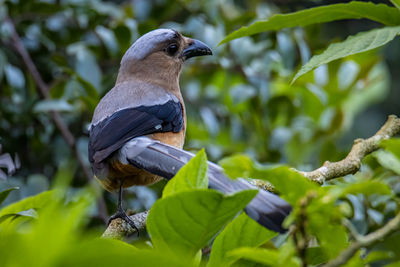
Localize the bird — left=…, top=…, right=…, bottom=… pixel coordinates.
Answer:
left=88, top=29, right=291, bottom=233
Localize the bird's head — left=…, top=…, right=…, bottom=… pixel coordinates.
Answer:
left=117, top=29, right=212, bottom=89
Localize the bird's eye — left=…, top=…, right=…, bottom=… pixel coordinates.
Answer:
left=165, top=44, right=179, bottom=56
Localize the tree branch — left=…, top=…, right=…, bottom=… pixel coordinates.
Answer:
left=102, top=211, right=148, bottom=239
left=4, top=16, right=108, bottom=222
left=322, top=211, right=400, bottom=267
left=298, top=115, right=400, bottom=184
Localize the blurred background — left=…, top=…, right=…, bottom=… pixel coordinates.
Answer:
left=0, top=0, right=398, bottom=226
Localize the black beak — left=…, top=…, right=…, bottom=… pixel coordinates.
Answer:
left=181, top=39, right=212, bottom=60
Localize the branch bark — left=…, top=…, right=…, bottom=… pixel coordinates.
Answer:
left=102, top=211, right=148, bottom=239
left=4, top=16, right=108, bottom=222
left=298, top=115, right=400, bottom=184
left=322, top=211, right=400, bottom=267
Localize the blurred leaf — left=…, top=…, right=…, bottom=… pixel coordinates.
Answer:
left=365, top=250, right=394, bottom=264
left=390, top=0, right=400, bottom=10
left=219, top=154, right=254, bottom=179
left=306, top=195, right=348, bottom=259
left=228, top=247, right=300, bottom=267
left=58, top=238, right=194, bottom=267
left=0, top=190, right=55, bottom=219
left=306, top=247, right=328, bottom=265
left=293, top=26, right=400, bottom=82
left=95, top=25, right=119, bottom=56
left=381, top=138, right=400, bottom=159
left=33, top=99, right=74, bottom=113
left=220, top=2, right=400, bottom=44
left=114, top=24, right=132, bottom=52
left=343, top=251, right=365, bottom=267
left=374, top=150, right=400, bottom=175
left=147, top=189, right=257, bottom=256
left=163, top=149, right=208, bottom=198
left=0, top=187, right=19, bottom=205
left=0, top=208, right=39, bottom=224
left=329, top=180, right=392, bottom=200
left=208, top=213, right=277, bottom=267
left=4, top=64, right=25, bottom=89
left=67, top=44, right=102, bottom=89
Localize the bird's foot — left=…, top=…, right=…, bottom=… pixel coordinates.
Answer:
left=108, top=209, right=139, bottom=235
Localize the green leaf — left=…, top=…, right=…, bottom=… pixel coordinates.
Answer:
left=306, top=198, right=348, bottom=259
left=374, top=150, right=400, bottom=175
left=292, top=26, right=400, bottom=83
left=220, top=154, right=318, bottom=205
left=306, top=247, right=328, bottom=265
left=381, top=138, right=400, bottom=159
left=254, top=166, right=318, bottom=205
left=0, top=208, right=38, bottom=224
left=219, top=154, right=254, bottom=179
left=228, top=247, right=300, bottom=267
left=163, top=149, right=208, bottom=198
left=328, top=180, right=392, bottom=200
left=220, top=2, right=400, bottom=45
left=59, top=238, right=195, bottom=267
left=208, top=213, right=277, bottom=267
left=147, top=189, right=258, bottom=256
left=390, top=0, right=400, bottom=10
left=0, top=190, right=55, bottom=219
left=0, top=187, right=19, bottom=205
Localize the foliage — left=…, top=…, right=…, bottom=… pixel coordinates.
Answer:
left=221, top=1, right=400, bottom=82
left=1, top=140, right=400, bottom=266
left=0, top=0, right=399, bottom=266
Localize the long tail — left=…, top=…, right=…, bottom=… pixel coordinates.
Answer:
left=118, top=137, right=291, bottom=233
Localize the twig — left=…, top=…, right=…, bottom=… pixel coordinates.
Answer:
left=322, top=211, right=400, bottom=267
left=298, top=115, right=400, bottom=184
left=4, top=16, right=108, bottom=222
left=102, top=211, right=148, bottom=239
left=298, top=115, right=400, bottom=183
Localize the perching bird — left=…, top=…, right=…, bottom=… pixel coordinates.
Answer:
left=88, top=29, right=291, bottom=233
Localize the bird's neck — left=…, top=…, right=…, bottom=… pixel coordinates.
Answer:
left=116, top=58, right=182, bottom=94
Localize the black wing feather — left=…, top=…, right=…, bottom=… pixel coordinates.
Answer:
left=89, top=100, right=183, bottom=164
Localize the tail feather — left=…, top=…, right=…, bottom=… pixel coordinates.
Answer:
left=120, top=137, right=291, bottom=233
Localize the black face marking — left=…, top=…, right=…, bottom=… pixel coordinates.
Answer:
left=88, top=100, right=183, bottom=164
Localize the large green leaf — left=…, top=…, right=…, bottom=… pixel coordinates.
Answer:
left=162, top=149, right=208, bottom=198
left=220, top=2, right=400, bottom=44
left=208, top=213, right=277, bottom=267
left=292, top=26, right=400, bottom=82
left=0, top=190, right=55, bottom=220
left=147, top=189, right=258, bottom=256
